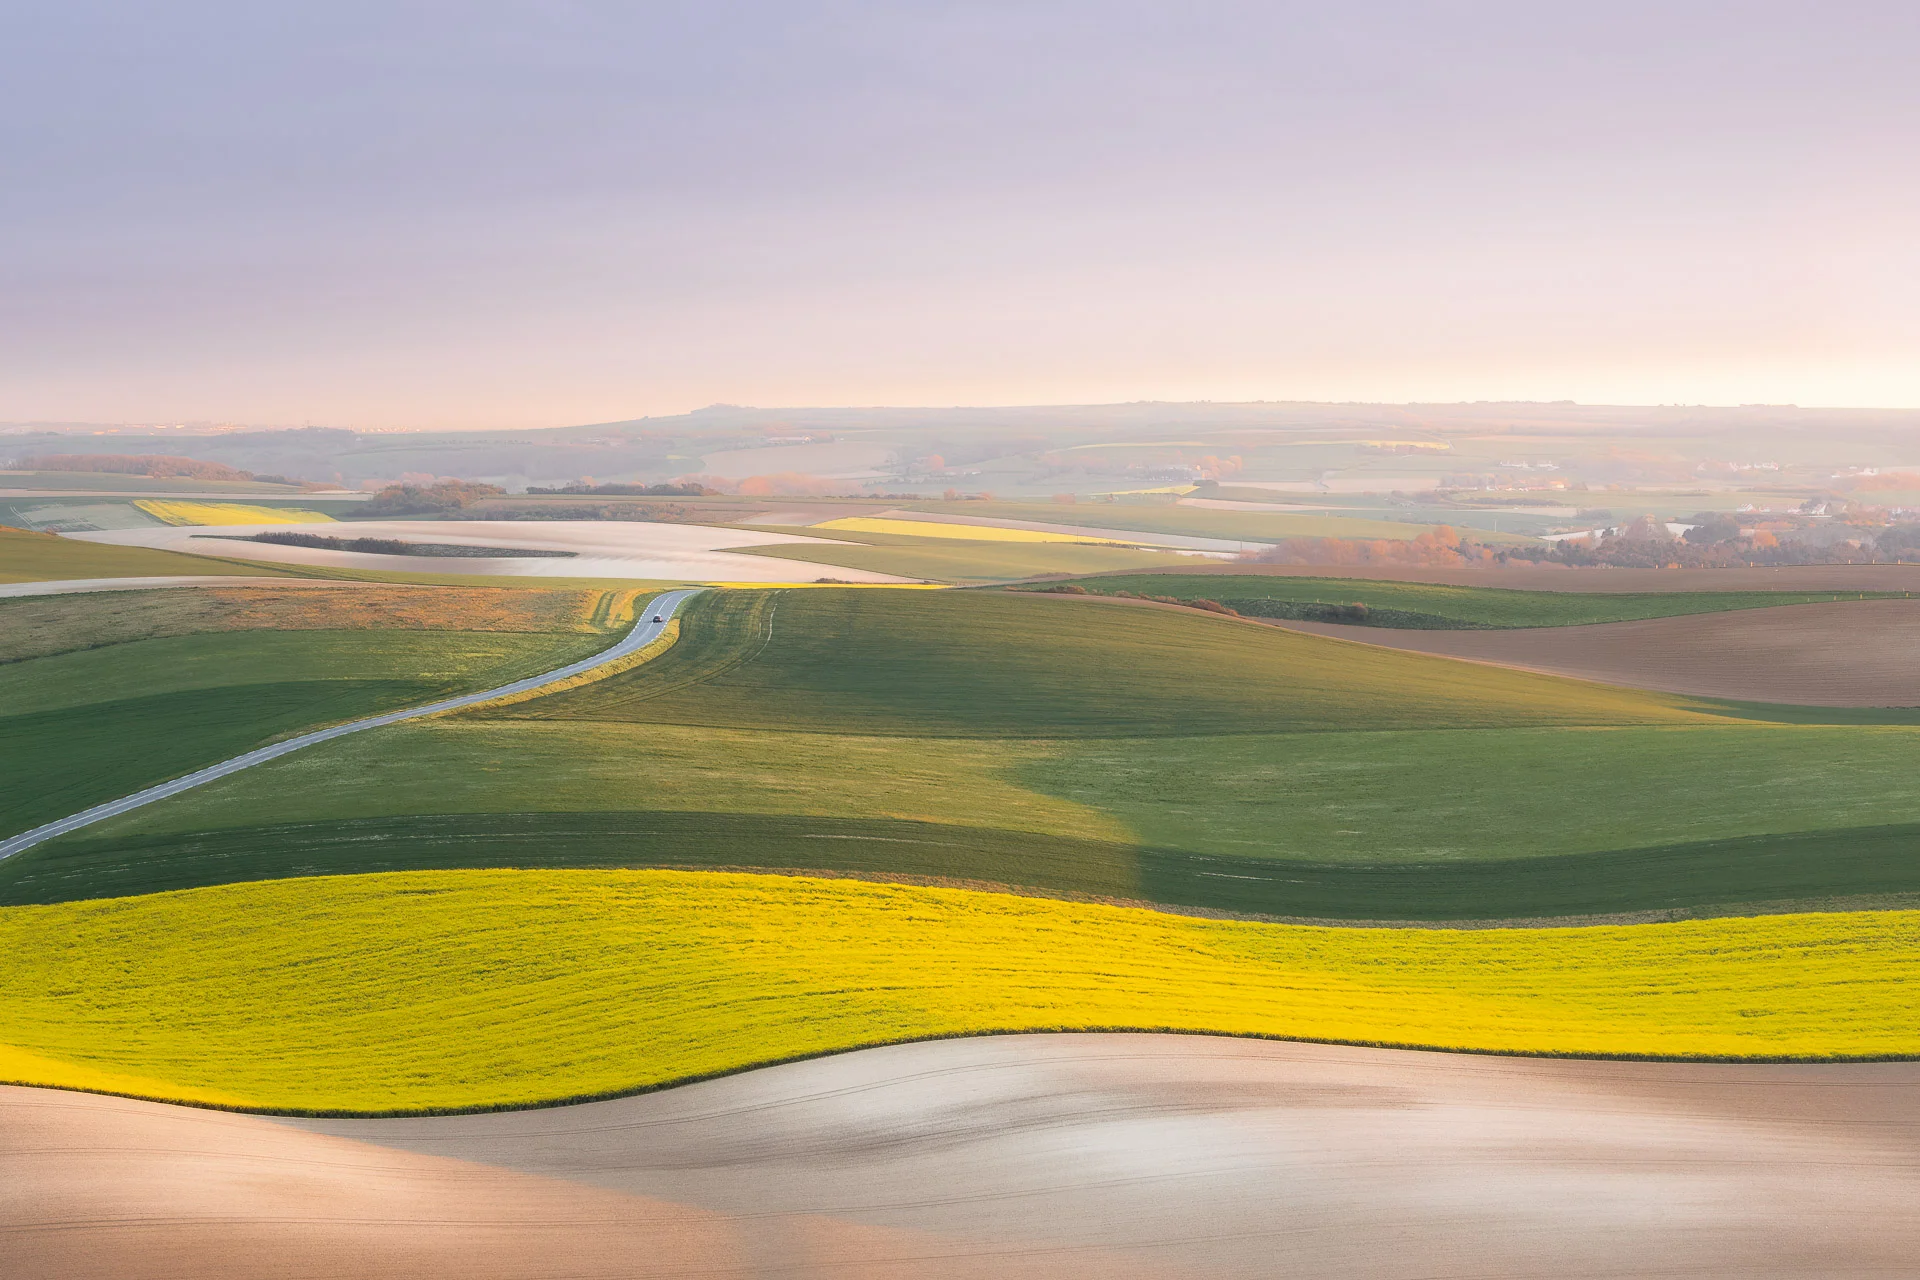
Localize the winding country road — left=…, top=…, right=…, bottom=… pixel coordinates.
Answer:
left=0, top=587, right=702, bottom=862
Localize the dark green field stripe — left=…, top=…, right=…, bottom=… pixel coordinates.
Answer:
left=1136, top=824, right=1920, bottom=920
left=11, top=810, right=1920, bottom=920
left=0, top=812, right=1145, bottom=907
left=0, top=681, right=445, bottom=841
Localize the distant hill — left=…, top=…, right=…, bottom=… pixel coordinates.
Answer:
left=12, top=453, right=255, bottom=482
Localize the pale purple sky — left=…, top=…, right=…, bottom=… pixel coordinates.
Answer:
left=3, top=2, right=1917, bottom=428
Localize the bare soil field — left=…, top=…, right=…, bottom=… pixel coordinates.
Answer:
left=9, top=1034, right=1919, bottom=1279
left=1262, top=598, right=1920, bottom=705
left=1126, top=561, right=1920, bottom=592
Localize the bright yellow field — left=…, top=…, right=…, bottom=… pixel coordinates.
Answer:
left=812, top=516, right=1139, bottom=545
left=1, top=870, right=1913, bottom=1114
left=135, top=499, right=335, bottom=526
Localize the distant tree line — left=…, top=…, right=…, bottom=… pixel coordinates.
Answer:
left=524, top=481, right=722, bottom=497
left=360, top=480, right=504, bottom=515
left=13, top=452, right=256, bottom=481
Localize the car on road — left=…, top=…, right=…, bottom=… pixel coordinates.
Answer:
left=652, top=615, right=663, bottom=622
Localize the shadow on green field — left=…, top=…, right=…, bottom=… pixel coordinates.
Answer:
left=14, top=809, right=1920, bottom=923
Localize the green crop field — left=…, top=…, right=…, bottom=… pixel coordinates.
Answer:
left=2, top=870, right=1915, bottom=1114
left=0, top=524, right=299, bottom=583
left=1017, top=574, right=1910, bottom=628
left=482, top=590, right=1714, bottom=736
left=0, top=624, right=608, bottom=840
left=28, top=586, right=1920, bottom=923
left=35, top=719, right=1920, bottom=919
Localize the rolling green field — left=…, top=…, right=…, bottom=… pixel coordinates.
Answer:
left=0, top=524, right=298, bottom=583
left=23, top=586, right=1920, bottom=922
left=486, top=590, right=1714, bottom=737
left=3, top=870, right=1916, bottom=1113
left=0, top=624, right=608, bottom=840
left=1020, top=574, right=1910, bottom=628
left=32, top=718, right=1920, bottom=918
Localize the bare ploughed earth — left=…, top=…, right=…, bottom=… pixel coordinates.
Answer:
left=1265, top=598, right=1920, bottom=705
left=8, top=1034, right=1920, bottom=1279
left=1158, top=561, right=1920, bottom=591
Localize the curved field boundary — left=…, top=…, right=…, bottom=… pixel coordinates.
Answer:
left=17, top=809, right=1920, bottom=923
left=1107, top=562, right=1920, bottom=592
left=15, top=1037, right=1920, bottom=1279
left=2, top=870, right=1918, bottom=1115
left=0, top=589, right=703, bottom=862
left=1252, top=598, right=1920, bottom=706
left=0, top=575, right=317, bottom=598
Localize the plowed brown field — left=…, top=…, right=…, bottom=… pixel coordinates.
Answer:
left=1264, top=598, right=1920, bottom=705
left=1139, top=561, right=1920, bottom=592
left=9, top=1035, right=1919, bottom=1279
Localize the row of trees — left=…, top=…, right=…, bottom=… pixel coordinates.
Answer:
left=360, top=479, right=503, bottom=515
left=14, top=452, right=255, bottom=481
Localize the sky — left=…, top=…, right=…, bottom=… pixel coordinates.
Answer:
left=3, top=1, right=1918, bottom=429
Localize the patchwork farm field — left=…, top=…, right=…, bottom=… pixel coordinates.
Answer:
left=0, top=522, right=294, bottom=583
left=26, top=586, right=1920, bottom=922
left=3, top=870, right=1916, bottom=1114
left=1257, top=598, right=1920, bottom=707
left=0, top=586, right=633, bottom=839
left=485, top=589, right=1720, bottom=735
left=731, top=526, right=1201, bottom=582
left=0, top=583, right=643, bottom=663
left=1025, top=573, right=1911, bottom=628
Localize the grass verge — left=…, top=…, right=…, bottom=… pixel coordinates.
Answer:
left=0, top=524, right=299, bottom=583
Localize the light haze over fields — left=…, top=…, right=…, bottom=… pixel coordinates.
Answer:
left=4, top=2, right=1918, bottom=427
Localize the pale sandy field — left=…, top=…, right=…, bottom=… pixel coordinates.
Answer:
left=65, top=520, right=914, bottom=583
left=867, top=509, right=1247, bottom=552
left=8, top=1034, right=1918, bottom=1279
left=1263, top=597, right=1920, bottom=705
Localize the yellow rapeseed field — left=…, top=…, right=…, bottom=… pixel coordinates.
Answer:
left=135, top=500, right=335, bottom=526
left=0, top=870, right=1913, bottom=1114
left=812, top=516, right=1140, bottom=545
